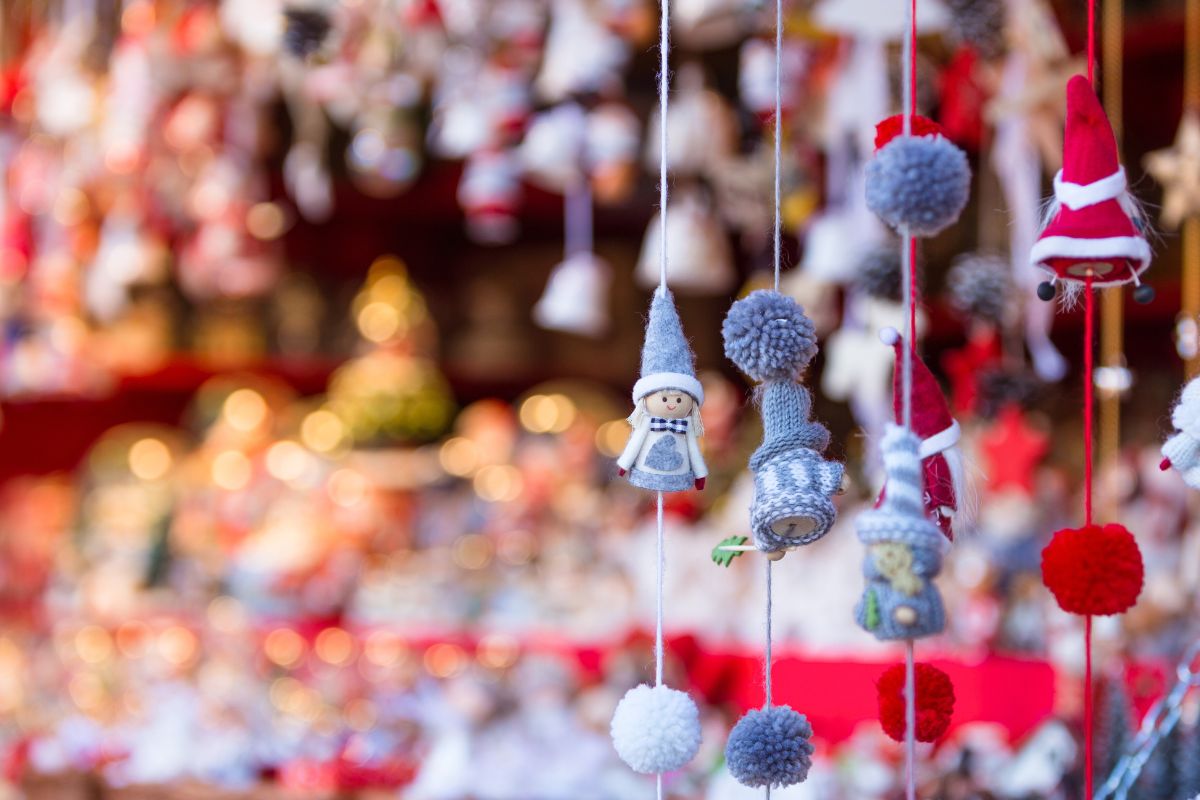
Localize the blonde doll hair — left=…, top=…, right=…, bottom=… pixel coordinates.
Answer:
left=627, top=393, right=705, bottom=438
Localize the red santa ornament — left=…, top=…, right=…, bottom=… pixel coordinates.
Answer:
left=879, top=327, right=967, bottom=540
left=1031, top=75, right=1154, bottom=303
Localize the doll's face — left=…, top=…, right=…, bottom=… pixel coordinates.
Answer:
left=645, top=391, right=694, bottom=419
left=871, top=542, right=913, bottom=577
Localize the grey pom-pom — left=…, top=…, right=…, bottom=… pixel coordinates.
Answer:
left=283, top=7, right=331, bottom=58
left=866, top=136, right=972, bottom=237
left=722, top=290, right=818, bottom=382
left=946, top=252, right=1012, bottom=324
left=945, top=0, right=1006, bottom=59
left=976, top=367, right=1043, bottom=419
left=854, top=247, right=902, bottom=301
left=725, top=705, right=815, bottom=789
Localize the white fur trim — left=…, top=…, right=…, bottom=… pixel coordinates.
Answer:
left=919, top=420, right=960, bottom=458
left=1030, top=235, right=1151, bottom=286
left=1053, top=167, right=1127, bottom=210
left=633, top=372, right=704, bottom=404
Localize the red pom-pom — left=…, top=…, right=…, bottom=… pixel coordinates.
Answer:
left=877, top=664, right=955, bottom=743
left=1041, top=524, right=1144, bottom=616
left=874, top=114, right=947, bottom=150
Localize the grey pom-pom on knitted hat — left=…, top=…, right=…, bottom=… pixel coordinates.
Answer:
left=723, top=290, right=844, bottom=552
left=633, top=287, right=704, bottom=404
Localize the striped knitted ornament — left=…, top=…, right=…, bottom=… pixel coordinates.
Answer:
left=722, top=291, right=844, bottom=552
left=855, top=425, right=947, bottom=641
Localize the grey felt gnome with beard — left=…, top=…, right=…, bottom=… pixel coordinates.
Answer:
left=617, top=287, right=708, bottom=492
left=722, top=290, right=844, bottom=553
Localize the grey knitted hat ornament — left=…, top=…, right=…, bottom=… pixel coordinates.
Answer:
left=854, top=424, right=948, bottom=641
left=722, top=290, right=844, bottom=553
left=632, top=286, right=704, bottom=404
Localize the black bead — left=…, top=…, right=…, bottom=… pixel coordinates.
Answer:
left=1133, top=284, right=1156, bottom=305
left=1036, top=281, right=1057, bottom=302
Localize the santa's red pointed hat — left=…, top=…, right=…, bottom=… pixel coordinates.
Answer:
left=880, top=327, right=964, bottom=540
left=1029, top=75, right=1150, bottom=287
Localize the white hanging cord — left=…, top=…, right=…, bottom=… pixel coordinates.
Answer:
left=773, top=0, right=784, bottom=292
left=656, top=490, right=666, bottom=800
left=658, top=0, right=671, bottom=290
left=900, top=0, right=917, bottom=795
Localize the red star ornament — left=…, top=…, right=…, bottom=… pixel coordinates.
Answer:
left=941, top=328, right=1002, bottom=415
left=979, top=405, right=1048, bottom=494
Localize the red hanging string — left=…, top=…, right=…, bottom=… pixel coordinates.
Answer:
left=1083, top=272, right=1096, bottom=797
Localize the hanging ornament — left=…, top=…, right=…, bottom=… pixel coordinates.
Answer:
left=945, top=252, right=1014, bottom=327
left=586, top=102, right=641, bottom=204
left=722, top=291, right=844, bottom=553
left=635, top=188, right=736, bottom=294
left=1161, top=377, right=1200, bottom=488
left=1041, top=524, right=1144, bottom=615
left=535, top=0, right=630, bottom=103
left=944, top=0, right=1005, bottom=60
left=643, top=62, right=738, bottom=177
left=725, top=705, right=815, bottom=789
left=281, top=6, right=332, bottom=59
left=979, top=406, right=1048, bottom=494
left=533, top=253, right=611, bottom=338
left=1030, top=76, right=1151, bottom=299
left=457, top=149, right=522, bottom=245
left=738, top=37, right=806, bottom=125
left=1143, top=112, right=1200, bottom=231
left=616, top=288, right=707, bottom=492
left=855, top=425, right=948, bottom=640
left=866, top=114, right=972, bottom=238
left=610, top=684, right=702, bottom=774
left=877, top=663, right=956, bottom=742
left=878, top=329, right=967, bottom=540
left=813, top=0, right=949, bottom=40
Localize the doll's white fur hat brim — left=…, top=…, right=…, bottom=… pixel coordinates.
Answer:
left=632, top=372, right=705, bottom=405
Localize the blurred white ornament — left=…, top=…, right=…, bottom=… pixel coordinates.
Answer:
left=675, top=0, right=764, bottom=49
left=520, top=105, right=588, bottom=192
left=813, top=0, right=949, bottom=38
left=535, top=0, right=629, bottom=102
left=220, top=0, right=284, bottom=55
left=458, top=150, right=522, bottom=245
left=586, top=103, right=640, bottom=168
left=534, top=253, right=611, bottom=337
left=36, top=70, right=96, bottom=138
left=636, top=188, right=735, bottom=294
left=739, top=37, right=807, bottom=120
left=644, top=63, right=737, bottom=176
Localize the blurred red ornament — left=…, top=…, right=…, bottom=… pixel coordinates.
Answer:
left=874, top=114, right=947, bottom=151
left=979, top=406, right=1048, bottom=494
left=877, top=663, right=955, bottom=743
left=939, top=47, right=987, bottom=152
left=1041, top=524, right=1144, bottom=615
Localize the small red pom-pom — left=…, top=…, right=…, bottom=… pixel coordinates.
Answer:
left=877, top=664, right=955, bottom=743
left=1041, top=524, right=1144, bottom=616
left=874, top=114, right=947, bottom=150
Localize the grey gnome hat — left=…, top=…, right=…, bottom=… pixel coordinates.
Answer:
left=856, top=425, right=947, bottom=552
left=633, top=287, right=704, bottom=405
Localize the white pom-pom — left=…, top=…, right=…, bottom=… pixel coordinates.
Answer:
left=879, top=327, right=900, bottom=346
left=610, top=684, right=701, bottom=773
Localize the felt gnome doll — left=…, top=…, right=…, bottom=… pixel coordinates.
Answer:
left=617, top=288, right=707, bottom=492
left=722, top=291, right=845, bottom=553
left=855, top=425, right=948, bottom=640
left=1161, top=377, right=1200, bottom=489
left=1031, top=75, right=1153, bottom=303
left=879, top=328, right=967, bottom=540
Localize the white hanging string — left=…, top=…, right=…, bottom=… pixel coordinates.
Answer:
left=658, top=0, right=671, bottom=291
left=654, top=8, right=670, bottom=798
left=772, top=0, right=783, bottom=292
left=899, top=0, right=918, bottom=795
left=765, top=6, right=783, bottom=797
